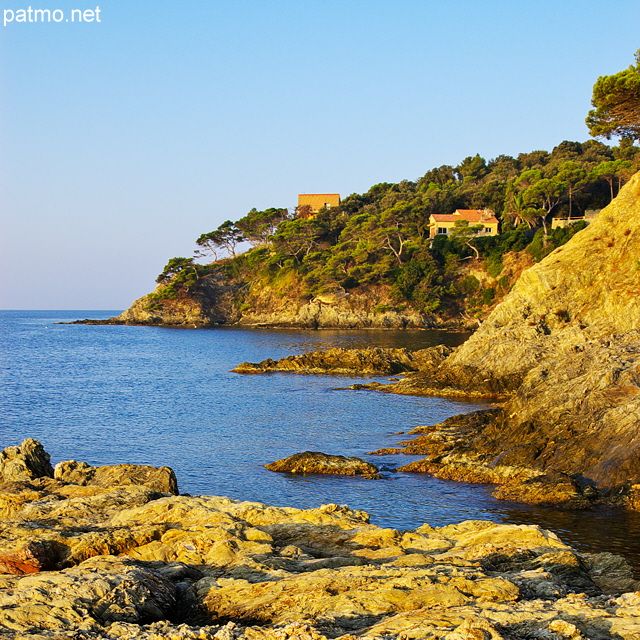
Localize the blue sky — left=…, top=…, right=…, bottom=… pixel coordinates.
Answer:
left=1, top=0, right=639, bottom=309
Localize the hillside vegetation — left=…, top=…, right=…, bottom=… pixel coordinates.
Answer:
left=138, top=139, right=639, bottom=328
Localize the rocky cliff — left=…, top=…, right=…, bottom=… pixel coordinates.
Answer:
left=1, top=440, right=640, bottom=640
left=99, top=283, right=460, bottom=330
left=375, top=171, right=640, bottom=496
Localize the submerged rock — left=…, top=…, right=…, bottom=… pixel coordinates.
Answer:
left=265, top=451, right=380, bottom=478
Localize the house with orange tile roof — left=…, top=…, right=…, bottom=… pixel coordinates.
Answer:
left=429, top=208, right=499, bottom=239
left=297, top=193, right=341, bottom=218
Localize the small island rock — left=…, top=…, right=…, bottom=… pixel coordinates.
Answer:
left=265, top=451, right=380, bottom=478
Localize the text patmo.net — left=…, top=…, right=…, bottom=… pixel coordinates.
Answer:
left=3, top=6, right=101, bottom=26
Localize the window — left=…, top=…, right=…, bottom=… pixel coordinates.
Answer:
left=484, top=227, right=491, bottom=233
left=437, top=227, right=448, bottom=235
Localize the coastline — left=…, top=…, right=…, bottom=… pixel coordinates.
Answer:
left=1, top=439, right=640, bottom=639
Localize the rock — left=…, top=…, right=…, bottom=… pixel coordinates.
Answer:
left=265, top=452, right=380, bottom=478
left=368, top=409, right=500, bottom=457
left=54, top=461, right=179, bottom=495
left=1, top=458, right=640, bottom=639
left=233, top=345, right=452, bottom=376
left=0, top=557, right=177, bottom=630
left=492, top=472, right=592, bottom=508
left=579, top=552, right=640, bottom=594
left=0, top=540, right=56, bottom=575
left=0, top=439, right=53, bottom=483
left=200, top=563, right=519, bottom=631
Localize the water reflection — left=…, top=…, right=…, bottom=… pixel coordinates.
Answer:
left=498, top=502, right=640, bottom=573
left=217, top=326, right=471, bottom=353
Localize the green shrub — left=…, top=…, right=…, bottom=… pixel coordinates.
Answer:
left=482, top=287, right=495, bottom=305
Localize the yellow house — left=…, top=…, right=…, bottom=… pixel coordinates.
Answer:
left=297, top=193, right=341, bottom=218
left=429, top=209, right=499, bottom=239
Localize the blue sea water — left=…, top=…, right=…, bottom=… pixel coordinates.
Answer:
left=1, top=310, right=639, bottom=573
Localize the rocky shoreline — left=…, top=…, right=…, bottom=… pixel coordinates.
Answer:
left=2, top=438, right=640, bottom=640
left=231, top=173, right=640, bottom=512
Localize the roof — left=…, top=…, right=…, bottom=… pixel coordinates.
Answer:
left=430, top=214, right=459, bottom=222
left=298, top=193, right=341, bottom=198
left=431, top=209, right=498, bottom=224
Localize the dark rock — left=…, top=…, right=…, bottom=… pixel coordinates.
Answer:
left=0, top=540, right=58, bottom=575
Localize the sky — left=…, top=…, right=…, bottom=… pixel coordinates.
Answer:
left=1, top=0, right=639, bottom=310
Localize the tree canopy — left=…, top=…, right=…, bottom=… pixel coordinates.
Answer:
left=586, top=50, right=640, bottom=141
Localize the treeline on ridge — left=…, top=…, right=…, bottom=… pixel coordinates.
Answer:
left=153, top=139, right=640, bottom=321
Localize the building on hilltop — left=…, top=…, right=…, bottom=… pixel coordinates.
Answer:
left=297, top=193, right=341, bottom=219
left=429, top=208, right=499, bottom=239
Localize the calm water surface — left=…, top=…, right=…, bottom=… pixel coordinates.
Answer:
left=1, top=310, right=639, bottom=574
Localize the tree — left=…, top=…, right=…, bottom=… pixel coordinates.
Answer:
left=591, top=159, right=634, bottom=200
left=196, top=220, right=244, bottom=259
left=236, top=207, right=289, bottom=246
left=155, top=257, right=203, bottom=294
left=514, top=169, right=542, bottom=191
left=455, top=154, right=488, bottom=182
left=503, top=182, right=547, bottom=230
left=271, top=218, right=322, bottom=260
left=450, top=219, right=483, bottom=259
left=586, top=50, right=640, bottom=141
left=523, top=178, right=565, bottom=236
left=556, top=161, right=588, bottom=218
left=156, top=257, right=196, bottom=284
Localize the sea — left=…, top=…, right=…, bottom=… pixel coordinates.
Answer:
left=1, top=310, right=639, bottom=575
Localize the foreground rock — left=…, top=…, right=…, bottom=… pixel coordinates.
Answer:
left=54, top=460, right=179, bottom=494
left=233, top=345, right=452, bottom=376
left=2, top=440, right=640, bottom=639
left=0, top=438, right=54, bottom=483
left=265, top=451, right=380, bottom=477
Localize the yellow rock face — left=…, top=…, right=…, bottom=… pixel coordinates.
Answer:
left=447, top=170, right=640, bottom=383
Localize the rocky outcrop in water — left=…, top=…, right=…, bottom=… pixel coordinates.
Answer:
left=265, top=452, right=380, bottom=477
left=368, top=411, right=596, bottom=509
left=233, top=346, right=452, bottom=376
left=1, top=440, right=640, bottom=639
